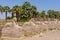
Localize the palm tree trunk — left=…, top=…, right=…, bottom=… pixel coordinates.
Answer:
left=12, top=13, right=14, bottom=19
left=16, top=11, right=19, bottom=22
left=6, top=11, right=7, bottom=21
left=0, top=10, right=2, bottom=14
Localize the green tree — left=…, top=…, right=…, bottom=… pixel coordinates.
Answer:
left=3, top=6, right=10, bottom=21
left=40, top=11, right=46, bottom=18
left=47, top=10, right=55, bottom=18
left=47, top=10, right=60, bottom=20
left=0, top=5, right=3, bottom=14
left=35, top=12, right=41, bottom=18
left=12, top=5, right=22, bottom=22
left=22, top=1, right=32, bottom=19
left=54, top=11, right=60, bottom=19
left=31, top=6, right=37, bottom=18
left=22, top=1, right=31, bottom=10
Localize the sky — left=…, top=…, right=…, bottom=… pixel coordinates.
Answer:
left=0, top=0, right=60, bottom=19
left=0, top=0, right=60, bottom=12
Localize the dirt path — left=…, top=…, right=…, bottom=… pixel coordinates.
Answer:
left=21, top=30, right=60, bottom=40
left=2, top=30, right=60, bottom=40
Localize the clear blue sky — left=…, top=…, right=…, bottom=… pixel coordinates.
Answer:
left=0, top=0, right=60, bottom=12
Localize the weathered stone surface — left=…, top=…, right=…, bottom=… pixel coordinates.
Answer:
left=2, top=22, right=24, bottom=38
left=2, top=27, right=24, bottom=38
left=1, top=18, right=60, bottom=38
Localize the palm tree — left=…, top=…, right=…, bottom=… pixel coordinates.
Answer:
left=47, top=10, right=55, bottom=18
left=31, top=6, right=37, bottom=18
left=11, top=8, right=15, bottom=19
left=22, top=1, right=31, bottom=10
left=41, top=11, right=46, bottom=18
left=0, top=5, right=3, bottom=14
left=12, top=5, right=22, bottom=22
left=3, top=6, right=10, bottom=21
left=22, top=1, right=32, bottom=18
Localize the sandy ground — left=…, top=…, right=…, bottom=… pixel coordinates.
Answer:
left=2, top=30, right=60, bottom=40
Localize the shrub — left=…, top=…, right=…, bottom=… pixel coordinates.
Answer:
left=19, top=17, right=31, bottom=22
left=48, top=28, right=53, bottom=31
left=7, top=16, right=12, bottom=19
